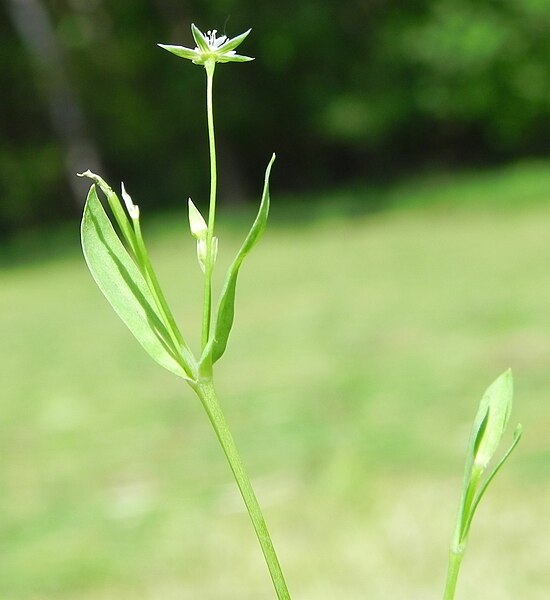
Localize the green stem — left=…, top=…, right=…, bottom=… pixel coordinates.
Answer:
left=443, top=546, right=465, bottom=600
left=444, top=466, right=481, bottom=600
left=201, top=60, right=217, bottom=351
left=193, top=380, right=291, bottom=600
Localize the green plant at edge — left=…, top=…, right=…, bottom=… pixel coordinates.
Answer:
left=443, top=369, right=522, bottom=599
left=79, top=24, right=290, bottom=600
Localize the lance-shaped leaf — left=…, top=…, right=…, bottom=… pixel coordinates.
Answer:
left=462, top=423, right=523, bottom=540
left=453, top=369, right=521, bottom=545
left=473, top=369, right=513, bottom=469
left=203, top=154, right=275, bottom=366
left=78, top=171, right=137, bottom=253
left=81, top=185, right=193, bottom=379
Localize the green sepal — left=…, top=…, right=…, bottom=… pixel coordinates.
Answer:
left=201, top=154, right=275, bottom=368
left=218, top=54, right=254, bottom=63
left=157, top=44, right=197, bottom=61
left=81, top=185, right=194, bottom=379
left=191, top=23, right=210, bottom=53
left=216, top=29, right=251, bottom=53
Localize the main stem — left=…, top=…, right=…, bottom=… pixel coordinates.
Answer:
left=443, top=547, right=464, bottom=600
left=201, top=60, right=217, bottom=350
left=443, top=466, right=480, bottom=599
left=194, top=380, right=291, bottom=600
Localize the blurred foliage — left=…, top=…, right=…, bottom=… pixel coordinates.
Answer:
left=0, top=0, right=549, bottom=233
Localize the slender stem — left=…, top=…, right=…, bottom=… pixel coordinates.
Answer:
left=194, top=380, right=291, bottom=600
left=444, top=466, right=481, bottom=600
left=201, top=60, right=217, bottom=351
left=458, top=466, right=482, bottom=542
left=443, top=546, right=465, bottom=600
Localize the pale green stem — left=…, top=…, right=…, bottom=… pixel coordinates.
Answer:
left=201, top=60, right=217, bottom=351
left=193, top=380, right=292, bottom=600
left=443, top=546, right=465, bottom=600
left=443, top=466, right=482, bottom=600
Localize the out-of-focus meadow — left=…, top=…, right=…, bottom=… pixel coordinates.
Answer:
left=2, top=161, right=550, bottom=599
left=2, top=1, right=550, bottom=599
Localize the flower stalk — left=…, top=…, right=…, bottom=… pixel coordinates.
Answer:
left=201, top=59, right=217, bottom=353
left=161, top=25, right=290, bottom=598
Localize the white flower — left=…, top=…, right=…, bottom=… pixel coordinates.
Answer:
left=158, top=24, right=253, bottom=66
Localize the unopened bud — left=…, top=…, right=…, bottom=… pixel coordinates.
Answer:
left=121, top=182, right=140, bottom=220
left=188, top=198, right=208, bottom=240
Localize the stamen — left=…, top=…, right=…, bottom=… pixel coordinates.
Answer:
left=205, top=29, right=227, bottom=49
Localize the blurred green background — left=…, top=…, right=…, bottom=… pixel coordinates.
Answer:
left=1, top=0, right=549, bottom=232
left=1, top=1, right=550, bottom=599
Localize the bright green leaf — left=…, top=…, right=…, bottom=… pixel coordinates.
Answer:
left=473, top=369, right=513, bottom=469
left=78, top=170, right=137, bottom=253
left=453, top=405, right=488, bottom=544
left=81, top=185, right=192, bottom=379
left=467, top=423, right=523, bottom=531
left=453, top=371, right=520, bottom=546
left=203, top=154, right=275, bottom=366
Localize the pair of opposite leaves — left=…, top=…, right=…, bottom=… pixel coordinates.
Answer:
left=80, top=155, right=275, bottom=381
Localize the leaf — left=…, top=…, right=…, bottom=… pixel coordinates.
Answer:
left=461, top=424, right=522, bottom=541
left=454, top=406, right=489, bottom=543
left=454, top=371, right=518, bottom=544
left=471, top=424, right=522, bottom=519
left=81, top=185, right=192, bottom=379
left=473, top=369, right=513, bottom=469
left=78, top=171, right=136, bottom=253
left=203, top=154, right=275, bottom=366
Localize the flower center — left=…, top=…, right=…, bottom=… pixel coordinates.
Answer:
left=206, top=30, right=227, bottom=49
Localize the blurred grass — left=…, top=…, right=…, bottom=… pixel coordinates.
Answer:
left=1, top=160, right=550, bottom=599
